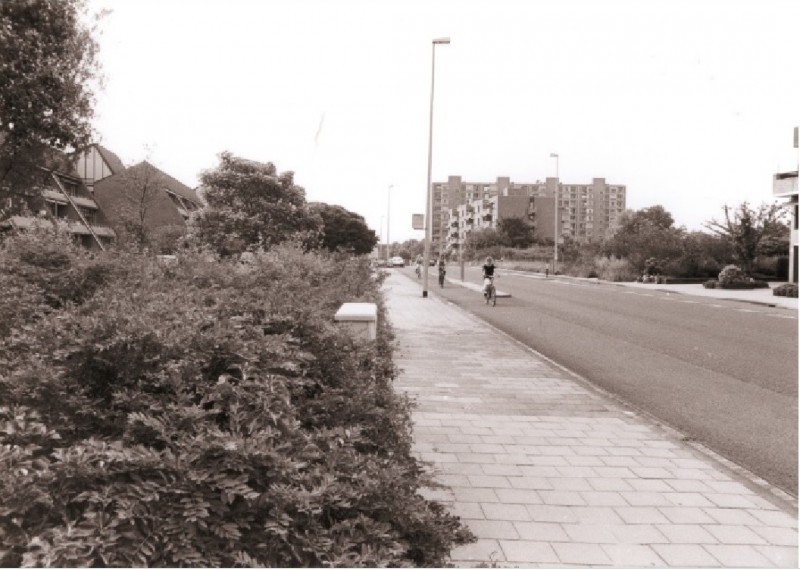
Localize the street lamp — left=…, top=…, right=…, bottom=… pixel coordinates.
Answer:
left=386, top=184, right=393, bottom=259
left=550, top=152, right=559, bottom=274
left=423, top=37, right=450, bottom=298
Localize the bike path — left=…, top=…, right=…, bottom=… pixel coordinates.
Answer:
left=384, top=270, right=797, bottom=567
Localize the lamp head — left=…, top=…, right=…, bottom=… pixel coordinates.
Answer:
left=433, top=37, right=451, bottom=44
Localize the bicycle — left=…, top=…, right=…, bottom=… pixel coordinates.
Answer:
left=483, top=276, right=496, bottom=306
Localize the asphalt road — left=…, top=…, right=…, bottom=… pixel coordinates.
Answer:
left=401, top=266, right=798, bottom=496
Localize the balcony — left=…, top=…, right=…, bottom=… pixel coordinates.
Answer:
left=773, top=171, right=798, bottom=197
left=482, top=213, right=492, bottom=222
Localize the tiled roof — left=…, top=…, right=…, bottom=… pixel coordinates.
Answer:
left=137, top=161, right=203, bottom=206
left=93, top=144, right=126, bottom=174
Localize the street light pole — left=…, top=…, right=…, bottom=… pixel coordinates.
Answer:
left=550, top=152, right=559, bottom=274
left=423, top=37, right=450, bottom=298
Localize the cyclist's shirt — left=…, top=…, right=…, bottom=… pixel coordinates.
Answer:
left=483, top=264, right=495, bottom=277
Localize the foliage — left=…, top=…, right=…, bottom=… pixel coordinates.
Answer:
left=664, top=231, right=732, bottom=278
left=714, top=264, right=769, bottom=289
left=497, top=217, right=535, bottom=248
left=464, top=228, right=502, bottom=256
left=0, top=228, right=115, bottom=338
left=594, top=256, right=638, bottom=282
left=773, top=283, right=798, bottom=298
left=703, top=279, right=717, bottom=289
left=605, top=206, right=684, bottom=272
left=310, top=202, right=378, bottom=255
left=705, top=202, right=789, bottom=275
left=189, top=153, right=322, bottom=256
left=393, top=239, right=424, bottom=262
left=0, top=0, right=102, bottom=218
left=0, top=241, right=472, bottom=567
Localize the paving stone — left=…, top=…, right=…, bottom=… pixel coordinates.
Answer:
left=481, top=503, right=532, bottom=522
left=513, top=521, right=569, bottom=541
left=463, top=519, right=520, bottom=540
left=620, top=491, right=672, bottom=506
left=538, top=491, right=586, bottom=506
left=608, top=523, right=668, bottom=544
left=652, top=544, right=720, bottom=567
left=659, top=506, right=717, bottom=524
left=452, top=487, right=500, bottom=503
left=748, top=509, right=799, bottom=527
left=571, top=506, right=624, bottom=524
left=616, top=506, right=671, bottom=524
left=754, top=545, right=800, bottom=567
left=551, top=542, right=613, bottom=565
left=448, top=502, right=485, bottom=519
left=751, top=525, right=799, bottom=546
left=527, top=505, right=578, bottom=523
left=498, top=540, right=560, bottom=564
left=449, top=539, right=506, bottom=563
left=706, top=493, right=760, bottom=509
left=704, top=524, right=769, bottom=545
left=580, top=491, right=629, bottom=506
left=656, top=523, right=718, bottom=544
left=601, top=544, right=666, bottom=567
left=704, top=506, right=762, bottom=525
left=496, top=488, right=543, bottom=504
left=704, top=544, right=775, bottom=567
left=588, top=477, right=633, bottom=492
left=467, top=475, right=512, bottom=488
left=562, top=523, right=618, bottom=543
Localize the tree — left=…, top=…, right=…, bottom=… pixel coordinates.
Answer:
left=190, top=153, right=322, bottom=256
left=497, top=217, right=534, bottom=248
left=704, top=201, right=789, bottom=275
left=309, top=202, right=378, bottom=255
left=604, top=205, right=684, bottom=272
left=0, top=0, right=103, bottom=218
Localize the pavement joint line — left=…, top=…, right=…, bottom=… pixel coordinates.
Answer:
left=403, top=271, right=798, bottom=512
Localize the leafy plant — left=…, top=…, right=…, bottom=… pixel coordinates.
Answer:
left=773, top=283, right=798, bottom=298
left=0, top=243, right=473, bottom=567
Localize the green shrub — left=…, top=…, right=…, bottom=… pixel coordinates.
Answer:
left=703, top=280, right=718, bottom=289
left=773, top=283, right=798, bottom=297
left=718, top=280, right=770, bottom=290
left=0, top=244, right=472, bottom=567
left=718, top=264, right=746, bottom=285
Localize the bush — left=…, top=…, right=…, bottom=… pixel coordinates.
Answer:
left=703, top=280, right=718, bottom=289
left=0, top=244, right=472, bottom=567
left=718, top=264, right=746, bottom=285
left=718, top=280, right=769, bottom=290
left=773, top=283, right=798, bottom=298
left=594, top=256, right=638, bottom=282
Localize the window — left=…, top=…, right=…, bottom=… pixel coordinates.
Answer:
left=78, top=206, right=95, bottom=224
left=61, top=180, right=79, bottom=196
left=46, top=201, right=67, bottom=218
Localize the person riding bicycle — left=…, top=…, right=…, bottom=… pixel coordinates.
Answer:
left=482, top=256, right=496, bottom=298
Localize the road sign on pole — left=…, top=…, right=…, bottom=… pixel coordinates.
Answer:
left=412, top=214, right=424, bottom=230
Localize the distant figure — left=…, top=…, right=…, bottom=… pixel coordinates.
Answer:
left=438, top=257, right=446, bottom=287
left=482, top=256, right=496, bottom=297
left=545, top=266, right=549, bottom=278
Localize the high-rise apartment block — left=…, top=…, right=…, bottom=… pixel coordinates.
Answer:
left=432, top=176, right=626, bottom=253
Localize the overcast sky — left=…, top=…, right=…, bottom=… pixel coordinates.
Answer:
left=87, top=0, right=800, bottom=243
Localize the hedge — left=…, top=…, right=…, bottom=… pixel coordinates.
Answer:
left=0, top=236, right=472, bottom=567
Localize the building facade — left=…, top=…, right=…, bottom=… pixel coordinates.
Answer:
left=773, top=127, right=799, bottom=283
left=434, top=175, right=626, bottom=253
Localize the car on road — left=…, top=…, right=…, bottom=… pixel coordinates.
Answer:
left=390, top=256, right=405, bottom=267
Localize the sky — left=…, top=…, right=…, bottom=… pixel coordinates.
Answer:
left=87, top=0, right=800, bottom=244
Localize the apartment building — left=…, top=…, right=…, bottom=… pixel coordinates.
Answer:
left=435, top=175, right=626, bottom=253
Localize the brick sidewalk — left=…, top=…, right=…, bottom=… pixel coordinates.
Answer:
left=384, top=271, right=798, bottom=567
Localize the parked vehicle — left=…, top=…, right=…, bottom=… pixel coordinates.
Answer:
left=390, top=256, right=405, bottom=267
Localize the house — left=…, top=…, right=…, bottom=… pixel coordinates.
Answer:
left=1, top=147, right=116, bottom=249
left=91, top=160, right=203, bottom=247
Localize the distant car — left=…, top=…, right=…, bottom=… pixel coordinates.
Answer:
left=390, top=256, right=405, bottom=267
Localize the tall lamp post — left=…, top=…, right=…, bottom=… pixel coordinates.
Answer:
left=386, top=184, right=393, bottom=259
left=423, top=37, right=450, bottom=298
left=550, top=152, right=559, bottom=274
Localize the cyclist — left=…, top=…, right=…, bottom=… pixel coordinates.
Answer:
left=482, top=256, right=496, bottom=299
left=415, top=256, right=422, bottom=279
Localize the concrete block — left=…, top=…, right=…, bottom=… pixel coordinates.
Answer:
left=334, top=302, right=377, bottom=340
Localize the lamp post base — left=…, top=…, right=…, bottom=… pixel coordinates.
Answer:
left=422, top=290, right=428, bottom=298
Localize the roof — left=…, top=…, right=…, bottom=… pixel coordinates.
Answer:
left=93, top=144, right=126, bottom=174
left=135, top=161, right=203, bottom=206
